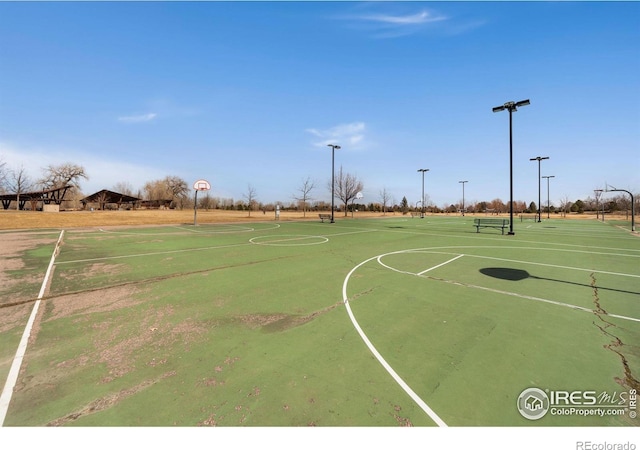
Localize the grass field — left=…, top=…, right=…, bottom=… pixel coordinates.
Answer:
left=0, top=212, right=638, bottom=433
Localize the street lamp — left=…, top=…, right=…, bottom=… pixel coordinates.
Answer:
left=417, top=169, right=429, bottom=218
left=542, top=175, right=555, bottom=219
left=459, top=180, right=468, bottom=216
left=530, top=156, right=549, bottom=222
left=327, top=144, right=340, bottom=223
left=493, top=99, right=530, bottom=235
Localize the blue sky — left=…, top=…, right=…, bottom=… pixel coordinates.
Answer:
left=0, top=1, right=638, bottom=208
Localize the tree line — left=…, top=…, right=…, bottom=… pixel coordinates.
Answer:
left=1, top=157, right=636, bottom=215
left=0, top=159, right=367, bottom=214
left=0, top=161, right=89, bottom=208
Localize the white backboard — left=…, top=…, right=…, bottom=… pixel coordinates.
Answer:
left=193, top=179, right=211, bottom=191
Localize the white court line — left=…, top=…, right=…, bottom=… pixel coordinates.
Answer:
left=377, top=248, right=640, bottom=323
left=55, top=242, right=251, bottom=265
left=249, top=235, right=328, bottom=246
left=321, top=229, right=378, bottom=238
left=58, top=228, right=374, bottom=265
left=418, top=255, right=465, bottom=275
left=0, top=230, right=65, bottom=426
left=96, top=222, right=280, bottom=235
left=463, top=253, right=640, bottom=279
left=343, top=254, right=450, bottom=427
left=171, top=224, right=262, bottom=233
left=421, top=276, right=640, bottom=324
left=343, top=245, right=640, bottom=426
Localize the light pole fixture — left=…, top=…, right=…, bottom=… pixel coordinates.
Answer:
left=493, top=99, right=530, bottom=235
left=327, top=144, right=340, bottom=223
left=530, top=156, right=549, bottom=222
left=459, top=180, right=468, bottom=216
left=542, top=175, right=555, bottom=219
left=417, top=169, right=429, bottom=218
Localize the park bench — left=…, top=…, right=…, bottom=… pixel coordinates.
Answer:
left=473, top=218, right=509, bottom=234
left=319, top=213, right=332, bottom=222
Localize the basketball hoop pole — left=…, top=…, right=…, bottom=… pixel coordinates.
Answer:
left=603, top=186, right=636, bottom=232
left=194, top=189, right=199, bottom=226
left=192, top=179, right=211, bottom=227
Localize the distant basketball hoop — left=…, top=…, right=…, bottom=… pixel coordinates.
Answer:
left=193, top=179, right=211, bottom=226
left=194, top=179, right=211, bottom=191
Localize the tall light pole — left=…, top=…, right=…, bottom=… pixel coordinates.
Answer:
left=530, top=156, right=549, bottom=222
left=327, top=144, right=340, bottom=223
left=542, top=175, right=555, bottom=219
left=459, top=180, right=468, bottom=216
left=493, top=99, right=530, bottom=235
left=417, top=169, right=429, bottom=218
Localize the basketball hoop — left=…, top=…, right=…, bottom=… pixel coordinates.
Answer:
left=193, top=179, right=211, bottom=226
left=193, top=179, right=211, bottom=191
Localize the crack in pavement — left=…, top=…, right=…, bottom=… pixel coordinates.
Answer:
left=590, top=272, right=640, bottom=391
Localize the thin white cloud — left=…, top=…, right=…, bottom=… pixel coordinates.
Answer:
left=338, top=6, right=467, bottom=39
left=117, top=113, right=157, bottom=123
left=306, top=122, right=367, bottom=149
left=361, top=10, right=447, bottom=26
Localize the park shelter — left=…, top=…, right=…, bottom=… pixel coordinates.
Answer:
left=80, top=190, right=141, bottom=210
left=0, top=185, right=72, bottom=211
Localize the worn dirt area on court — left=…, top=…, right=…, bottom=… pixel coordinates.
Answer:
left=43, top=285, right=209, bottom=385
left=0, top=231, right=57, bottom=307
left=0, top=303, right=33, bottom=334
left=46, top=284, right=143, bottom=322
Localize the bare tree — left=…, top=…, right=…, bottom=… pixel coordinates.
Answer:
left=39, top=163, right=88, bottom=190
left=198, top=192, right=213, bottom=211
left=329, top=166, right=364, bottom=217
left=613, top=194, right=631, bottom=218
left=7, top=165, right=35, bottom=210
left=164, top=175, right=189, bottom=209
left=243, top=184, right=258, bottom=217
left=144, top=180, right=168, bottom=202
left=379, top=187, right=392, bottom=216
left=216, top=197, right=234, bottom=210
left=558, top=195, right=572, bottom=218
left=96, top=190, right=110, bottom=210
left=488, top=198, right=506, bottom=215
left=293, top=176, right=316, bottom=218
left=143, top=175, right=189, bottom=208
left=593, top=190, right=603, bottom=219
left=113, top=181, right=134, bottom=196
left=0, top=157, right=7, bottom=193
